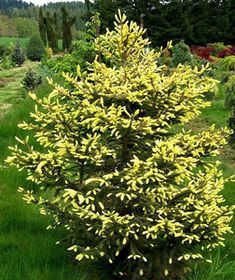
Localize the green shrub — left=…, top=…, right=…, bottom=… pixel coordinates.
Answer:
left=0, top=44, right=10, bottom=57
left=191, top=54, right=209, bottom=69
left=224, top=75, right=235, bottom=108
left=171, top=40, right=192, bottom=67
left=0, top=56, right=13, bottom=70
left=11, top=44, right=25, bottom=66
left=218, top=71, right=234, bottom=83
left=21, top=68, right=42, bottom=91
left=7, top=12, right=234, bottom=280
left=27, top=34, right=46, bottom=61
left=207, top=42, right=227, bottom=57
left=216, top=56, right=235, bottom=72
left=0, top=44, right=13, bottom=69
left=42, top=40, right=95, bottom=76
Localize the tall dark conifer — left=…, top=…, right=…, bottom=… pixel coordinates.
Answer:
left=38, top=8, right=47, bottom=46
left=230, top=0, right=235, bottom=44
left=53, top=12, right=59, bottom=49
left=45, top=12, right=58, bottom=52
left=61, top=6, right=76, bottom=51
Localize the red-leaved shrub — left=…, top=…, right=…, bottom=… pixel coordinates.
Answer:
left=190, top=46, right=214, bottom=61
left=218, top=47, right=235, bottom=58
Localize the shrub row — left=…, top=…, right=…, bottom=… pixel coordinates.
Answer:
left=191, top=43, right=235, bottom=61
left=0, top=34, right=46, bottom=70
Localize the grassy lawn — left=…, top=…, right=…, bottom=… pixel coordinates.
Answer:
left=0, top=37, right=63, bottom=51
left=183, top=82, right=235, bottom=280
left=0, top=61, right=38, bottom=118
left=0, top=37, right=29, bottom=49
left=0, top=63, right=95, bottom=280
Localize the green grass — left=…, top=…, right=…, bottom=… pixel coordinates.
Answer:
left=182, top=250, right=235, bottom=280
left=0, top=37, right=29, bottom=49
left=0, top=37, right=63, bottom=51
left=0, top=65, right=98, bottom=279
left=182, top=79, right=235, bottom=280
left=0, top=61, right=37, bottom=118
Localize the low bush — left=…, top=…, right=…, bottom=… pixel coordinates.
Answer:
left=216, top=56, right=235, bottom=72
left=191, top=54, right=209, bottom=69
left=0, top=56, right=13, bottom=70
left=21, top=68, right=42, bottom=91
left=45, top=47, right=53, bottom=59
left=41, top=40, right=95, bottom=76
left=0, top=44, right=13, bottom=70
left=27, top=34, right=46, bottom=61
left=218, top=71, right=234, bottom=83
left=7, top=12, right=234, bottom=280
left=0, top=44, right=11, bottom=57
left=171, top=40, right=192, bottom=67
left=191, top=44, right=235, bottom=60
left=157, top=46, right=172, bottom=66
left=11, top=44, right=25, bottom=67
left=218, top=47, right=235, bottom=58
left=190, top=46, right=214, bottom=61
left=207, top=42, right=226, bottom=57
left=224, top=75, right=235, bottom=108
left=228, top=108, right=235, bottom=140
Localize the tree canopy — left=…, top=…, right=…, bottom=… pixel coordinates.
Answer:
left=93, top=0, right=235, bottom=46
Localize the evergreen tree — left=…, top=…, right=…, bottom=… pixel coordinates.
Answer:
left=94, top=0, right=235, bottom=46
left=11, top=43, right=25, bottom=66
left=27, top=33, right=45, bottom=61
left=8, top=12, right=234, bottom=280
left=217, top=0, right=231, bottom=43
left=93, top=0, right=118, bottom=32
left=61, top=6, right=76, bottom=51
left=231, top=0, right=235, bottom=44
left=45, top=12, right=58, bottom=52
left=38, top=8, right=47, bottom=46
left=53, top=12, right=59, bottom=47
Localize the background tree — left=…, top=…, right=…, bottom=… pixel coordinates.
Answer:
left=94, top=0, right=235, bottom=46
left=38, top=8, right=47, bottom=46
left=11, top=43, right=25, bottom=66
left=93, top=0, right=118, bottom=32
left=84, top=0, right=92, bottom=21
left=26, top=33, right=45, bottom=61
left=231, top=0, right=235, bottom=43
left=53, top=12, right=60, bottom=46
left=61, top=6, right=76, bottom=51
left=45, top=12, right=58, bottom=52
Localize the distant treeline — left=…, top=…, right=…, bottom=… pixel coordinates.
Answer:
left=0, top=0, right=33, bottom=11
left=1, top=0, right=234, bottom=46
left=0, top=0, right=86, bottom=34
left=93, top=0, right=235, bottom=46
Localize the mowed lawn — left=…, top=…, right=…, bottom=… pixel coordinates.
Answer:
left=0, top=37, right=29, bottom=49
left=0, top=61, right=33, bottom=117
left=0, top=36, right=63, bottom=51
left=0, top=64, right=96, bottom=280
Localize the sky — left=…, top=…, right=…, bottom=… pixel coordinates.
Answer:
left=24, top=0, right=83, bottom=6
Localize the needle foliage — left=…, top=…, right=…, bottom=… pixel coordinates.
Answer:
left=7, top=12, right=234, bottom=280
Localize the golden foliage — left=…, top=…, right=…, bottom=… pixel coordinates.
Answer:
left=7, top=11, right=234, bottom=280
